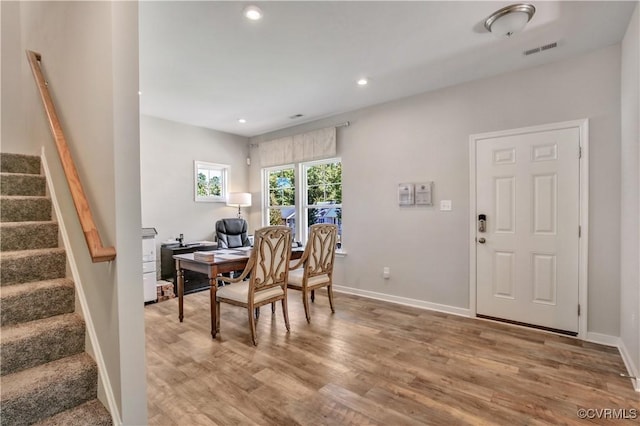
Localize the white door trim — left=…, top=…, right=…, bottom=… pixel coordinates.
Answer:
left=469, top=119, right=589, bottom=339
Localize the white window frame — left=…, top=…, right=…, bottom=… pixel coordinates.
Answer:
left=262, top=157, right=342, bottom=246
left=194, top=161, right=229, bottom=202
left=301, top=158, right=342, bottom=244
left=262, top=163, right=297, bottom=238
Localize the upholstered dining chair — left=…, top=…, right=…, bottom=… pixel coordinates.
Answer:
left=287, top=223, right=338, bottom=323
left=216, top=226, right=292, bottom=345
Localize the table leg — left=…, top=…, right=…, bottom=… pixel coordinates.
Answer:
left=210, top=275, right=217, bottom=338
left=210, top=265, right=219, bottom=338
left=177, top=263, right=184, bottom=322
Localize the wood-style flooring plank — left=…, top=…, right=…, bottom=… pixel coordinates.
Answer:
left=145, top=289, right=639, bottom=425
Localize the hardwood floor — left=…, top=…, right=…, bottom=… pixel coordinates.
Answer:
left=145, top=290, right=639, bottom=425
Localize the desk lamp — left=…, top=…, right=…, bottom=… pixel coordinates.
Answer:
left=226, top=192, right=251, bottom=218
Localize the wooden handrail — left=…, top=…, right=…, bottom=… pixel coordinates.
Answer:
left=26, top=50, right=116, bottom=263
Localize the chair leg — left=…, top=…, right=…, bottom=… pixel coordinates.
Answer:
left=281, top=297, right=290, bottom=331
left=248, top=307, right=258, bottom=346
left=302, top=289, right=311, bottom=323
left=215, top=300, right=221, bottom=333
left=328, top=284, right=335, bottom=313
left=271, top=302, right=276, bottom=314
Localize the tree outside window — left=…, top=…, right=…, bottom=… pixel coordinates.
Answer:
left=305, top=161, right=342, bottom=246
left=263, top=158, right=342, bottom=247
left=195, top=161, right=228, bottom=202
left=266, top=167, right=296, bottom=240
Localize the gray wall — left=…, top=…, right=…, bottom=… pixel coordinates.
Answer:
left=140, top=115, right=250, bottom=257
left=620, top=4, right=640, bottom=382
left=250, top=45, right=623, bottom=337
left=1, top=1, right=147, bottom=423
left=0, top=1, right=25, bottom=149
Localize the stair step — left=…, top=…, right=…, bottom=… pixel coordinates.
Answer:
left=1, top=172, right=46, bottom=196
left=1, top=248, right=66, bottom=286
left=33, top=399, right=112, bottom=426
left=1, top=313, right=85, bottom=376
left=0, top=353, right=98, bottom=426
left=1, top=221, right=58, bottom=251
left=0, top=153, right=41, bottom=175
left=0, top=196, right=51, bottom=222
left=1, top=278, right=75, bottom=326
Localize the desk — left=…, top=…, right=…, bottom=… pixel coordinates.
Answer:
left=160, top=242, right=217, bottom=295
left=174, top=248, right=303, bottom=338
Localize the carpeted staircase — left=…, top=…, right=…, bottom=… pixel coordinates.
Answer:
left=0, top=153, right=112, bottom=425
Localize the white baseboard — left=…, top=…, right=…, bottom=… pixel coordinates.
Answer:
left=41, top=149, right=123, bottom=424
left=585, top=332, right=621, bottom=347
left=332, top=285, right=471, bottom=317
left=618, top=339, right=640, bottom=392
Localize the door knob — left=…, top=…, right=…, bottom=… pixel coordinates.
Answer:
left=478, top=238, right=486, bottom=244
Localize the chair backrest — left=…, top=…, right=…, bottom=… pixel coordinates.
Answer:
left=303, top=224, right=338, bottom=278
left=215, top=218, right=250, bottom=249
left=249, top=226, right=292, bottom=292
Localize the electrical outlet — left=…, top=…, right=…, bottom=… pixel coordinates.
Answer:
left=440, top=200, right=452, bottom=211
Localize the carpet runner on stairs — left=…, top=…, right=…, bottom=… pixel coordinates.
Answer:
left=0, top=153, right=112, bottom=425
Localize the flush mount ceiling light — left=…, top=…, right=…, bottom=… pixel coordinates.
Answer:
left=243, top=5, right=263, bottom=21
left=238, top=118, right=247, bottom=124
left=484, top=4, right=536, bottom=38
left=357, top=78, right=368, bottom=86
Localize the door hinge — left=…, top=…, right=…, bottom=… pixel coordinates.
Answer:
left=579, top=225, right=581, bottom=238
left=579, top=146, right=582, bottom=159
left=578, top=304, right=581, bottom=316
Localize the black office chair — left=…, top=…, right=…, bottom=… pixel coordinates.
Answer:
left=215, top=218, right=251, bottom=249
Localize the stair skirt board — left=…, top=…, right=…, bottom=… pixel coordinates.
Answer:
left=40, top=151, right=118, bottom=424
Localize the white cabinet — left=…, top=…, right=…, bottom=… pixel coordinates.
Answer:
left=142, top=228, right=157, bottom=303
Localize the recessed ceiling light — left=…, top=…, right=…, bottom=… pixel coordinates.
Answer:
left=357, top=78, right=368, bottom=86
left=238, top=118, right=247, bottom=124
left=243, top=5, right=263, bottom=21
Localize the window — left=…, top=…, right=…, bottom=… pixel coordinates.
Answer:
left=264, top=166, right=296, bottom=240
left=263, top=158, right=342, bottom=247
left=304, top=160, right=342, bottom=247
left=194, top=161, right=228, bottom=202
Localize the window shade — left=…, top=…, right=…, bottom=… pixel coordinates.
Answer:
left=259, top=126, right=336, bottom=167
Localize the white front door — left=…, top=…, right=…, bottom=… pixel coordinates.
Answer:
left=475, top=126, right=581, bottom=333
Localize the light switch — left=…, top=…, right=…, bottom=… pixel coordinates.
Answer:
left=440, top=200, right=452, bottom=211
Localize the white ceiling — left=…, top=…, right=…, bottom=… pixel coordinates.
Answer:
left=139, top=1, right=635, bottom=138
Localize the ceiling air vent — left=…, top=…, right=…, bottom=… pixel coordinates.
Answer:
left=289, top=114, right=304, bottom=119
left=524, top=41, right=558, bottom=56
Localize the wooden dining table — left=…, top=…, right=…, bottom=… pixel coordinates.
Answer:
left=173, top=247, right=304, bottom=338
